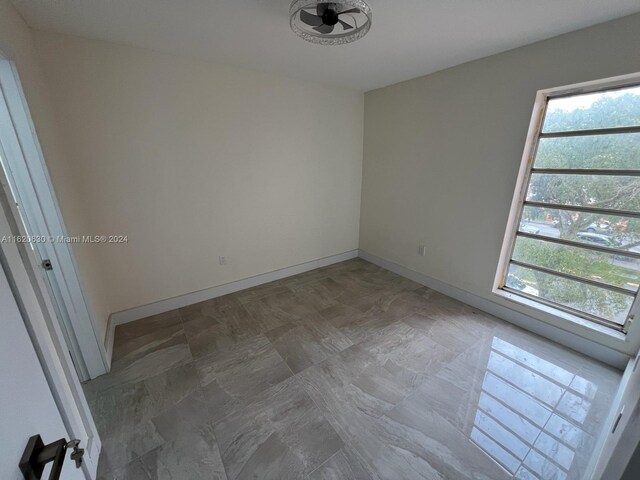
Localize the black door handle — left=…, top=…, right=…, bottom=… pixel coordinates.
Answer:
left=19, top=435, right=83, bottom=480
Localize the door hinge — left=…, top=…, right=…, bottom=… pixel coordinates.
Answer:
left=41, top=259, right=53, bottom=271
left=612, top=405, right=625, bottom=434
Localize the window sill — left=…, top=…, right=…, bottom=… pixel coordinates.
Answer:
left=492, top=287, right=628, bottom=343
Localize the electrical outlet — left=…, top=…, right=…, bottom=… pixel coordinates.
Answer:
left=219, top=256, right=227, bottom=265
left=418, top=245, right=427, bottom=257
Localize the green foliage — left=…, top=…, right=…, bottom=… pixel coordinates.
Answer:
left=512, top=238, right=630, bottom=319
left=529, top=94, right=640, bottom=237
left=514, top=92, right=640, bottom=322
left=543, top=92, right=640, bottom=132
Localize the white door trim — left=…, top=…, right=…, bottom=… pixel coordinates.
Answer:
left=0, top=54, right=108, bottom=380
left=0, top=172, right=100, bottom=478
left=585, top=352, right=640, bottom=479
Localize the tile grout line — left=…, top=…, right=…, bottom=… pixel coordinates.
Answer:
left=209, top=401, right=233, bottom=480
left=305, top=448, right=343, bottom=478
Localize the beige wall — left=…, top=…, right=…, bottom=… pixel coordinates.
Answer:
left=361, top=13, right=640, bottom=355
left=33, top=31, right=364, bottom=337
left=9, top=0, right=639, bottom=355
left=0, top=0, right=112, bottom=343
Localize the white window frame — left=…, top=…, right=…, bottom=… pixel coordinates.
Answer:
left=494, top=73, right=640, bottom=343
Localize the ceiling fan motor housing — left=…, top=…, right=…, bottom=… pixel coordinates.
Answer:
left=322, top=7, right=340, bottom=26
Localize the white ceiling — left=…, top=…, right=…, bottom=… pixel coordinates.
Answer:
left=11, top=0, right=640, bottom=91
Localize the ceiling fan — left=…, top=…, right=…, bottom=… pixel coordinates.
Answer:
left=300, top=3, right=361, bottom=34
left=289, top=1, right=372, bottom=45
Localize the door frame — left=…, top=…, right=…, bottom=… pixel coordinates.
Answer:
left=0, top=163, right=100, bottom=478
left=585, top=351, right=640, bottom=479
left=0, top=53, right=108, bottom=380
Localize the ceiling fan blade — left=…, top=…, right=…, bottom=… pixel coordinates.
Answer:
left=300, top=9, right=323, bottom=27
left=337, top=8, right=361, bottom=15
left=317, top=3, right=329, bottom=17
left=338, top=19, right=354, bottom=30
left=313, top=24, right=335, bottom=34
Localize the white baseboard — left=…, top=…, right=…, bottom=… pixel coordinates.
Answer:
left=105, top=250, right=359, bottom=364
left=104, top=247, right=628, bottom=370
left=359, top=249, right=629, bottom=370
left=104, top=315, right=115, bottom=369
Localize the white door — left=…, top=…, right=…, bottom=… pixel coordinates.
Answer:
left=0, top=259, right=87, bottom=480
left=0, top=155, right=100, bottom=478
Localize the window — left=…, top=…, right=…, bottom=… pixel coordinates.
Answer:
left=495, top=78, right=640, bottom=334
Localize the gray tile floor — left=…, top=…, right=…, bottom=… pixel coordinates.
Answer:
left=86, top=259, right=621, bottom=480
